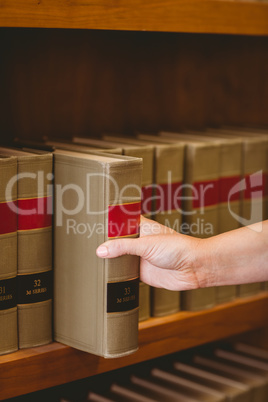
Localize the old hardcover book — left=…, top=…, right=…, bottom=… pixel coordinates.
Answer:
left=136, top=134, right=184, bottom=317
left=53, top=149, right=142, bottom=357
left=71, top=136, right=154, bottom=321
left=208, top=129, right=266, bottom=297
left=0, top=155, right=18, bottom=355
left=0, top=147, right=53, bottom=349
left=178, top=131, right=243, bottom=304
left=158, top=132, right=220, bottom=311
left=194, top=354, right=267, bottom=401
left=174, top=362, right=251, bottom=402
left=46, top=138, right=123, bottom=155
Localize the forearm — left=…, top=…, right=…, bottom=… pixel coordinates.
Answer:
left=199, top=220, right=268, bottom=288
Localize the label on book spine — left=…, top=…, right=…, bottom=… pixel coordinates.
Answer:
left=17, top=270, right=52, bottom=305
left=0, top=277, right=16, bottom=310
left=107, top=277, right=139, bottom=313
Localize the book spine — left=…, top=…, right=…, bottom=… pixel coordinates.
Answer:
left=181, top=143, right=219, bottom=311
left=150, top=144, right=183, bottom=317
left=0, top=157, right=18, bottom=355
left=122, top=146, right=154, bottom=322
left=17, top=154, right=53, bottom=348
left=216, top=141, right=242, bottom=304
left=103, top=162, right=142, bottom=357
left=238, top=139, right=265, bottom=298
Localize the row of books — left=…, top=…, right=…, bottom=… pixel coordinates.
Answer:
left=44, top=126, right=268, bottom=318
left=59, top=341, right=268, bottom=401
left=1, top=125, right=267, bottom=357
left=0, top=145, right=143, bottom=358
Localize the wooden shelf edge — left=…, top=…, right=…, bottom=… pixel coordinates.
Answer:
left=1, top=292, right=268, bottom=400
left=1, top=0, right=268, bottom=35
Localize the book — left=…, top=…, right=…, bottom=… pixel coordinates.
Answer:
left=62, top=136, right=153, bottom=322
left=157, top=132, right=220, bottom=311
left=207, top=128, right=266, bottom=297
left=173, top=130, right=243, bottom=304
left=53, top=149, right=142, bottom=357
left=0, top=155, right=18, bottom=355
left=134, top=134, right=184, bottom=317
left=174, top=361, right=251, bottom=402
left=0, top=147, right=53, bottom=349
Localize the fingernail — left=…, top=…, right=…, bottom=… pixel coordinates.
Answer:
left=96, top=246, right=108, bottom=257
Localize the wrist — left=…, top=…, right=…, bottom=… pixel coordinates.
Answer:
left=192, top=237, right=216, bottom=289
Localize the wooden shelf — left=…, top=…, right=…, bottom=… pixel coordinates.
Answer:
left=1, top=0, right=268, bottom=35
left=1, top=292, right=268, bottom=400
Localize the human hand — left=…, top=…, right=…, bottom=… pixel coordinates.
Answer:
left=96, top=216, right=209, bottom=291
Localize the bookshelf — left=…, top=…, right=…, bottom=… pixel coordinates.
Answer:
left=1, top=293, right=268, bottom=400
left=1, top=1, right=268, bottom=400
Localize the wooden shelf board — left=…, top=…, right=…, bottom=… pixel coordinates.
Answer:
left=1, top=0, right=268, bottom=35
left=1, top=292, right=268, bottom=400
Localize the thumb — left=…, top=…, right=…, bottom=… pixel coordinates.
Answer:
left=96, top=237, right=147, bottom=259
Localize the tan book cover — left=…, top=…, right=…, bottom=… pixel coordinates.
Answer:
left=0, top=147, right=53, bottom=349
left=174, top=131, right=243, bottom=304
left=174, top=362, right=252, bottom=402
left=0, top=155, right=18, bottom=355
left=157, top=132, right=220, bottom=311
left=194, top=354, right=268, bottom=402
left=135, top=134, right=184, bottom=317
left=72, top=136, right=154, bottom=322
left=45, top=138, right=123, bottom=155
left=53, top=149, right=142, bottom=357
left=207, top=129, right=266, bottom=297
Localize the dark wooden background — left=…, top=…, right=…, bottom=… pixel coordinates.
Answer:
left=1, top=28, right=268, bottom=141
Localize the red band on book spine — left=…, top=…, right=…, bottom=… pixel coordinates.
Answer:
left=265, top=172, right=268, bottom=197
left=220, top=175, right=241, bottom=203
left=155, top=182, right=182, bottom=213
left=244, top=172, right=265, bottom=200
left=141, top=185, right=153, bottom=215
left=18, top=197, right=52, bottom=231
left=192, top=179, right=219, bottom=208
left=0, top=201, right=17, bottom=235
left=108, top=202, right=141, bottom=238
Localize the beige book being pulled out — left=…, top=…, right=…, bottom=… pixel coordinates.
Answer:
left=73, top=136, right=154, bottom=322
left=157, top=132, right=220, bottom=311
left=53, top=149, right=142, bottom=358
left=0, top=155, right=18, bottom=355
left=0, top=147, right=53, bottom=349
